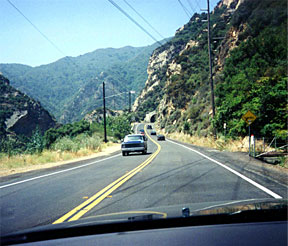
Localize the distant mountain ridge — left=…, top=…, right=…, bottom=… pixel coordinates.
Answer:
left=0, top=42, right=163, bottom=123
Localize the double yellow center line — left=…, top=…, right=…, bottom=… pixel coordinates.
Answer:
left=53, top=125, right=161, bottom=224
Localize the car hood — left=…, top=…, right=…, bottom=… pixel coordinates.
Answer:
left=82, top=198, right=287, bottom=222
left=2, top=198, right=286, bottom=239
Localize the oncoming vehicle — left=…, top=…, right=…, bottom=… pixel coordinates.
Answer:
left=139, top=129, right=145, bottom=136
left=121, top=134, right=147, bottom=156
left=147, top=125, right=152, bottom=129
left=150, top=130, right=156, bottom=135
left=157, top=134, right=165, bottom=141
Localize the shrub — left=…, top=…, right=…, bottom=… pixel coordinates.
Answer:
left=75, top=133, right=101, bottom=150
left=183, top=121, right=191, bottom=134
left=53, top=136, right=79, bottom=152
left=44, top=120, right=90, bottom=148
left=25, top=127, right=44, bottom=154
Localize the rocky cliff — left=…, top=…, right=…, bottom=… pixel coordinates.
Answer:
left=134, top=0, right=242, bottom=134
left=133, top=0, right=287, bottom=137
left=0, top=74, right=57, bottom=138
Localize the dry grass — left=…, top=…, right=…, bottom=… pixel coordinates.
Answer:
left=166, top=132, right=250, bottom=152
left=165, top=132, right=287, bottom=168
left=0, top=142, right=116, bottom=175
left=165, top=132, right=281, bottom=153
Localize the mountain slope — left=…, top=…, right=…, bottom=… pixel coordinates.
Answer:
left=0, top=42, right=161, bottom=123
left=133, top=0, right=287, bottom=138
left=60, top=43, right=165, bottom=123
left=0, top=74, right=57, bottom=138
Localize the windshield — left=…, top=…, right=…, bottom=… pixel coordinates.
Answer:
left=125, top=135, right=143, bottom=141
left=0, top=0, right=287, bottom=240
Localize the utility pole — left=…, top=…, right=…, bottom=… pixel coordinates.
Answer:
left=128, top=91, right=131, bottom=112
left=103, top=82, right=107, bottom=143
left=207, top=0, right=216, bottom=139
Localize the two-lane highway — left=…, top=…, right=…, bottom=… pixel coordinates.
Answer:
left=0, top=123, right=157, bottom=235
left=0, top=123, right=286, bottom=235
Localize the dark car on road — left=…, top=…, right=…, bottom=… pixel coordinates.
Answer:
left=139, top=129, right=145, bottom=135
left=150, top=130, right=156, bottom=135
left=147, top=125, right=152, bottom=129
left=121, top=134, right=147, bottom=156
left=157, top=134, right=165, bottom=141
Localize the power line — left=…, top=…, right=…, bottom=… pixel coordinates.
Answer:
left=6, top=0, right=80, bottom=69
left=94, top=91, right=131, bottom=103
left=105, top=91, right=129, bottom=100
left=6, top=0, right=67, bottom=59
left=186, top=0, right=197, bottom=13
left=107, top=0, right=163, bottom=46
left=122, top=0, right=165, bottom=40
left=194, top=0, right=202, bottom=10
left=177, top=0, right=192, bottom=18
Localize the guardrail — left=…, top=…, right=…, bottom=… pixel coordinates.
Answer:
left=249, top=136, right=287, bottom=163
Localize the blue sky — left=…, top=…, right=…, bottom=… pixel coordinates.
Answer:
left=1, top=0, right=219, bottom=67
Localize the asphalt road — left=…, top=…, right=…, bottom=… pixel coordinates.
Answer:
left=0, top=123, right=286, bottom=235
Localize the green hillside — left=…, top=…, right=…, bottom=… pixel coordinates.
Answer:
left=214, top=0, right=287, bottom=137
left=134, top=0, right=287, bottom=138
left=0, top=43, right=161, bottom=123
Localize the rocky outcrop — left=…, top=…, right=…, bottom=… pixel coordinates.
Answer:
left=215, top=0, right=247, bottom=71
left=0, top=74, right=57, bottom=137
left=133, top=0, right=247, bottom=134
left=132, top=44, right=178, bottom=110
left=220, top=0, right=245, bottom=9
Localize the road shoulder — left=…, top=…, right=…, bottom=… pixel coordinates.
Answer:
left=168, top=138, right=288, bottom=188
left=0, top=144, right=121, bottom=181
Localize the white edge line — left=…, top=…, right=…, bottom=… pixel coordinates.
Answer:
left=0, top=154, right=121, bottom=189
left=167, top=139, right=282, bottom=199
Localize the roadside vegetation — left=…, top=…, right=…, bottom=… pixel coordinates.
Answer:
left=165, top=131, right=287, bottom=168
left=0, top=113, right=132, bottom=173
left=135, top=0, right=287, bottom=142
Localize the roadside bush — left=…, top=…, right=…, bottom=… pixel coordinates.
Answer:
left=44, top=120, right=90, bottom=148
left=107, top=114, right=131, bottom=139
left=0, top=127, right=44, bottom=156
left=75, top=133, right=101, bottom=150
left=25, top=127, right=44, bottom=154
left=84, top=135, right=101, bottom=150
left=0, top=137, right=22, bottom=156
left=52, top=136, right=78, bottom=152
left=52, top=133, right=101, bottom=153
left=183, top=121, right=191, bottom=134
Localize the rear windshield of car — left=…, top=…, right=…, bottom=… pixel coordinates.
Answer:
left=125, top=136, right=143, bottom=141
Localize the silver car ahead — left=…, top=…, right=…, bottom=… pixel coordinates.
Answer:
left=121, top=134, right=147, bottom=156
